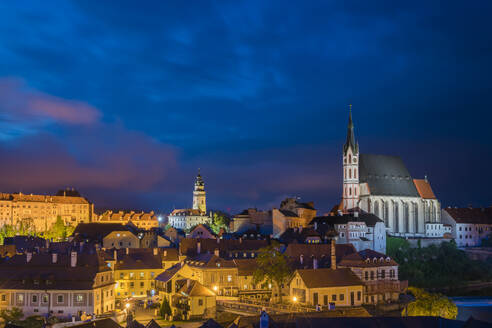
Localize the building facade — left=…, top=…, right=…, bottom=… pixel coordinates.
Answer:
left=341, top=110, right=441, bottom=237
left=273, top=198, right=317, bottom=237
left=0, top=189, right=92, bottom=232
left=442, top=207, right=492, bottom=247
left=168, top=171, right=210, bottom=230
left=0, top=251, right=115, bottom=318
left=96, top=210, right=159, bottom=230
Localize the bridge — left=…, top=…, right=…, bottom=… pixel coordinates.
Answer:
left=217, top=299, right=315, bottom=316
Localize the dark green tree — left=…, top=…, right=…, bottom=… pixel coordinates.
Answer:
left=253, top=242, right=292, bottom=303
left=209, top=212, right=230, bottom=234
left=0, top=307, right=23, bottom=323
left=404, top=287, right=457, bottom=319
left=159, top=297, right=172, bottom=319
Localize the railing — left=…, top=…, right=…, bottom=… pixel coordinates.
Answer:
left=217, top=299, right=315, bottom=314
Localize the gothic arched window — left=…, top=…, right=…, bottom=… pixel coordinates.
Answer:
left=404, top=203, right=409, bottom=233
left=349, top=188, right=352, bottom=196
left=413, top=203, right=418, bottom=233
left=349, top=169, right=352, bottom=179
left=354, top=168, right=357, bottom=179
left=349, top=154, right=352, bottom=163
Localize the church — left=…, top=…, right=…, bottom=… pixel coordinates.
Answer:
left=167, top=170, right=211, bottom=230
left=342, top=109, right=441, bottom=237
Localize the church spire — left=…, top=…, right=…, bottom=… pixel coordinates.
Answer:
left=343, top=105, right=358, bottom=154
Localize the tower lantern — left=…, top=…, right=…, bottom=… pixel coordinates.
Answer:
left=193, top=169, right=206, bottom=213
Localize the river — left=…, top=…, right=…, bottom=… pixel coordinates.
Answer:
left=452, top=297, right=492, bottom=323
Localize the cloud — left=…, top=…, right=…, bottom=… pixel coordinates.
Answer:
left=0, top=78, right=101, bottom=138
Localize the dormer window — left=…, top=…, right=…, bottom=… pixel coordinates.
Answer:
left=34, top=279, right=39, bottom=285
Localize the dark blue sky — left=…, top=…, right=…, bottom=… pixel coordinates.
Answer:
left=0, top=1, right=491, bottom=215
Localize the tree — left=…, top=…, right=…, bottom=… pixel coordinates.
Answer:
left=0, top=307, right=24, bottom=323
left=404, top=287, right=458, bottom=319
left=160, top=297, right=172, bottom=319
left=44, top=216, right=73, bottom=242
left=209, top=212, right=230, bottom=234
left=253, top=242, right=292, bottom=303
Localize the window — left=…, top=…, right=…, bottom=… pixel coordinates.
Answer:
left=357, top=291, right=361, bottom=301
left=332, top=294, right=336, bottom=301
left=130, top=272, right=134, bottom=278
left=42, top=295, right=48, bottom=303
left=76, top=295, right=83, bottom=302
left=1, top=294, right=5, bottom=302
left=130, top=282, right=134, bottom=288
left=323, top=295, right=328, bottom=305
left=32, top=295, right=38, bottom=303
left=150, top=272, right=155, bottom=278
left=370, top=271, right=374, bottom=280
left=198, top=299, right=203, bottom=306
left=381, top=270, right=385, bottom=279
left=17, top=294, right=24, bottom=303
left=340, top=294, right=344, bottom=301
left=140, top=272, right=145, bottom=278
left=140, top=282, right=144, bottom=288
left=120, top=273, right=124, bottom=279
left=227, top=275, right=232, bottom=282
left=57, top=295, right=63, bottom=303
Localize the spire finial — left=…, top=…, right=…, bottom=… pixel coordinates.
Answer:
left=349, top=104, right=352, bottom=111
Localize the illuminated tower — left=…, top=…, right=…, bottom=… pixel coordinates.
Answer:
left=192, top=169, right=206, bottom=213
left=342, top=106, right=359, bottom=211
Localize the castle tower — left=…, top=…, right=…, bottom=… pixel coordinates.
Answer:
left=342, top=106, right=359, bottom=211
left=192, top=169, right=206, bottom=213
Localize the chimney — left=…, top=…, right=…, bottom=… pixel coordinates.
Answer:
left=153, top=248, right=158, bottom=256
left=300, top=254, right=303, bottom=265
left=260, top=311, right=269, bottom=328
left=125, top=248, right=129, bottom=255
left=314, top=222, right=318, bottom=230
left=216, top=237, right=220, bottom=244
left=187, top=279, right=191, bottom=289
left=214, top=248, right=220, bottom=257
left=354, top=211, right=359, bottom=218
left=197, top=241, right=201, bottom=254
left=313, top=257, right=318, bottom=269
left=45, top=239, right=50, bottom=249
left=114, top=249, right=118, bottom=262
left=164, top=250, right=167, bottom=257
left=71, top=251, right=77, bottom=267
left=331, top=239, right=337, bottom=270
left=26, top=252, right=32, bottom=263
left=239, top=237, right=243, bottom=243
left=52, top=253, right=58, bottom=264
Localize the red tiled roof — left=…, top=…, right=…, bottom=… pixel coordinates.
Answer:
left=444, top=207, right=492, bottom=224
left=295, top=268, right=363, bottom=288
left=413, top=179, right=436, bottom=199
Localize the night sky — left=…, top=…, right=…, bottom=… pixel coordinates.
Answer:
left=0, top=1, right=491, bottom=215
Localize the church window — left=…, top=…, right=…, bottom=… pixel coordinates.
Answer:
left=374, top=201, right=379, bottom=217
left=349, top=188, right=352, bottom=196
left=354, top=187, right=357, bottom=196
left=354, top=168, right=357, bottom=179
left=349, top=154, right=352, bottom=163
left=394, top=202, right=399, bottom=232
left=349, top=169, right=352, bottom=179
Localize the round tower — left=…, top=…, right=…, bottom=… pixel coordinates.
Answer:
left=193, top=169, right=206, bottom=213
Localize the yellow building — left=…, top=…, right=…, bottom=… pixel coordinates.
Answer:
left=178, top=254, right=238, bottom=296
left=103, top=230, right=140, bottom=249
left=0, top=189, right=92, bottom=231
left=96, top=210, right=159, bottom=230
left=113, top=248, right=179, bottom=301
left=290, top=268, right=364, bottom=307
left=155, top=265, right=216, bottom=320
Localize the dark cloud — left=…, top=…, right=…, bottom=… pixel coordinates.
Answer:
left=0, top=1, right=491, bottom=213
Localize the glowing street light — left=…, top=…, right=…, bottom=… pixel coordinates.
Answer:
left=292, top=296, right=297, bottom=302
left=213, top=285, right=218, bottom=291
left=125, top=303, right=130, bottom=309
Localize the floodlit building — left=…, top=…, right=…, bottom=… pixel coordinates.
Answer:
left=168, top=171, right=211, bottom=230
left=442, top=207, right=492, bottom=247
left=341, top=109, right=441, bottom=237
left=273, top=198, right=317, bottom=237
left=0, top=188, right=92, bottom=231
left=96, top=210, right=159, bottom=230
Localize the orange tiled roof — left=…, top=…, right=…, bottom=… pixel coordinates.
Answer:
left=413, top=179, right=436, bottom=199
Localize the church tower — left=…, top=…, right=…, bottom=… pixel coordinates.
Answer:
left=342, top=106, right=359, bottom=211
left=192, top=169, right=206, bottom=213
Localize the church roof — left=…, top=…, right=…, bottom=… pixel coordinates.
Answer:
left=359, top=154, right=419, bottom=197
left=413, top=179, right=437, bottom=199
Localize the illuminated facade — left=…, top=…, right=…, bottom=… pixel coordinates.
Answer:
left=341, top=110, right=441, bottom=236
left=168, top=171, right=210, bottom=230
left=0, top=189, right=92, bottom=232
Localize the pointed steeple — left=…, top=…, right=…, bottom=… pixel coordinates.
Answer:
left=343, top=105, right=358, bottom=154
left=195, top=168, right=204, bottom=187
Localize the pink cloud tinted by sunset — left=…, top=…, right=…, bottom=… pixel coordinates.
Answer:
left=0, top=78, right=101, bottom=125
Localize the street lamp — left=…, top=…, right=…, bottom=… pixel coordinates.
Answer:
left=292, top=296, right=297, bottom=302
left=213, top=285, right=218, bottom=292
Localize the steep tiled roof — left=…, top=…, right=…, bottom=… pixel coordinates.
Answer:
left=296, top=268, right=363, bottom=288
left=359, top=154, right=419, bottom=197
left=185, top=253, right=236, bottom=268
left=0, top=252, right=111, bottom=290
left=177, top=279, right=215, bottom=297
left=339, top=249, right=398, bottom=268
left=72, top=223, right=133, bottom=241
left=234, top=259, right=257, bottom=276
left=413, top=179, right=437, bottom=199
left=114, top=249, right=163, bottom=270
left=278, top=210, right=298, bottom=218
left=155, top=263, right=182, bottom=283
left=444, top=207, right=492, bottom=225
left=310, top=210, right=383, bottom=227
left=180, top=238, right=268, bottom=257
